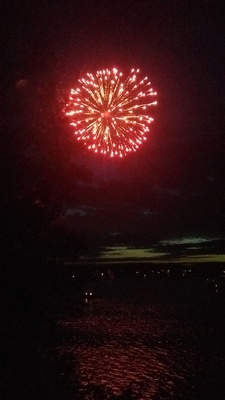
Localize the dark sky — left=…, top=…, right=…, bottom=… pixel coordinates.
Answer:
left=2, top=0, right=225, bottom=248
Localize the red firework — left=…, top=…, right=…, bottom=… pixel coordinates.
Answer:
left=65, top=68, right=157, bottom=157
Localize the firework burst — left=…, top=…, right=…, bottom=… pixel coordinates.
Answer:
left=65, top=68, right=157, bottom=157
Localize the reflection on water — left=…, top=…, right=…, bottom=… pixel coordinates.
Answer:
left=58, top=300, right=225, bottom=399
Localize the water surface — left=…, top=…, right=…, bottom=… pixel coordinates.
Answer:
left=58, top=292, right=225, bottom=399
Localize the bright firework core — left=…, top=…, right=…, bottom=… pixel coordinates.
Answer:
left=65, top=68, right=157, bottom=157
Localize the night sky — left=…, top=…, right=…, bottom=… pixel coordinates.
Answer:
left=2, top=0, right=225, bottom=261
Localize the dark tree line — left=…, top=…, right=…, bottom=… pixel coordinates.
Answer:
left=0, top=60, right=93, bottom=399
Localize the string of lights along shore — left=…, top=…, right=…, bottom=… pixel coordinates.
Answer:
left=65, top=68, right=157, bottom=157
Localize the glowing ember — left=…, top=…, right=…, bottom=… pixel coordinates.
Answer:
left=65, top=68, right=157, bottom=157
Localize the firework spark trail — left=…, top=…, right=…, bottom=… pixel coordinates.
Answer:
left=65, top=68, right=157, bottom=157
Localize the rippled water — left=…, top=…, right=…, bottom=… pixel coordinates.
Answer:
left=58, top=297, right=225, bottom=399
